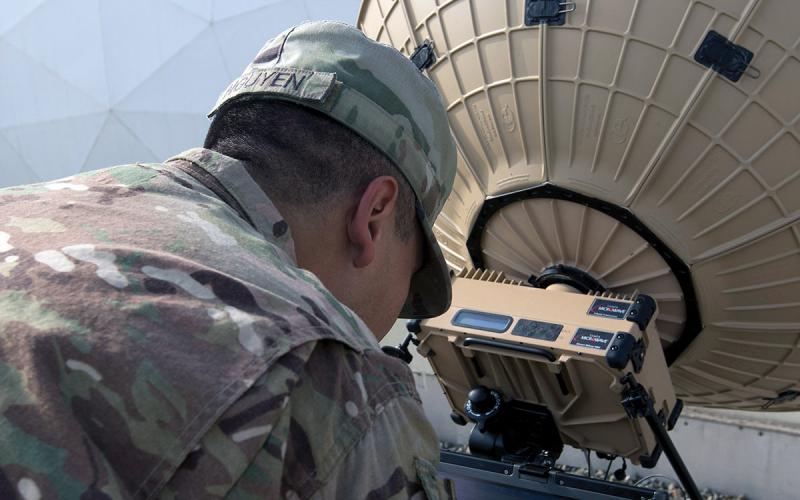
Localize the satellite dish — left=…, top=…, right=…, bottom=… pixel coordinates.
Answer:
left=359, top=0, right=800, bottom=410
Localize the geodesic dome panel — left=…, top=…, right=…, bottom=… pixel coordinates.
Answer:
left=0, top=0, right=361, bottom=188
left=359, top=0, right=800, bottom=410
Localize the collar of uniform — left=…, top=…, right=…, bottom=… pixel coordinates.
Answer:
left=166, top=147, right=297, bottom=263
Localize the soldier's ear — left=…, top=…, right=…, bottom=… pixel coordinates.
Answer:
left=347, top=176, right=398, bottom=268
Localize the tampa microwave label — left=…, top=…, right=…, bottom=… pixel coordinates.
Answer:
left=587, top=299, right=630, bottom=320
left=570, top=329, right=614, bottom=350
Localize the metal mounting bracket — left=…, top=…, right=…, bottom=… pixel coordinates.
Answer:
left=410, top=39, right=436, bottom=71
left=524, top=0, right=576, bottom=26
left=694, top=30, right=760, bottom=82
left=762, top=390, right=800, bottom=409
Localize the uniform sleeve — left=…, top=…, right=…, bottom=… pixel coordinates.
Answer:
left=280, top=342, right=449, bottom=500
left=198, top=341, right=450, bottom=500
left=158, top=342, right=317, bottom=499
left=309, top=396, right=448, bottom=500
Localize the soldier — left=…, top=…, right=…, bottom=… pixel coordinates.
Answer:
left=0, top=21, right=456, bottom=499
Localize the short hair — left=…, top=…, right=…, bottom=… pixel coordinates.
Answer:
left=204, top=100, right=416, bottom=241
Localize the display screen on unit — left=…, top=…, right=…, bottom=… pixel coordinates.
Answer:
left=452, top=309, right=513, bottom=333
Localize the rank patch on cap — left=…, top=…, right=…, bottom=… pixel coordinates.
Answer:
left=252, top=28, right=293, bottom=64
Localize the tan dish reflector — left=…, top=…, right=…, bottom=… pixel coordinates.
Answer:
left=359, top=0, right=800, bottom=410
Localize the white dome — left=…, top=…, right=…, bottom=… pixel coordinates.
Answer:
left=0, top=0, right=361, bottom=188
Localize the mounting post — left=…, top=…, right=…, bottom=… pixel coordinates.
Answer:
left=620, top=373, right=702, bottom=500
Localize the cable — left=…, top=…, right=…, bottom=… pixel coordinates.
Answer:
left=604, top=456, right=614, bottom=481
left=584, top=450, right=592, bottom=478
left=634, top=474, right=687, bottom=498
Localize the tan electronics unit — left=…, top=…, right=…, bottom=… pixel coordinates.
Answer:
left=359, top=0, right=800, bottom=411
left=418, top=269, right=677, bottom=465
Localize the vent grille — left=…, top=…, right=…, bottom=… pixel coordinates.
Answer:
left=457, top=267, right=527, bottom=286
left=458, top=268, right=633, bottom=299
left=588, top=289, right=636, bottom=301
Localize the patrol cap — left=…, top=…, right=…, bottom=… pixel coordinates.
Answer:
left=209, top=21, right=457, bottom=319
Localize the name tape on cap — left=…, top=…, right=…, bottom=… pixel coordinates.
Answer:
left=211, top=67, right=336, bottom=115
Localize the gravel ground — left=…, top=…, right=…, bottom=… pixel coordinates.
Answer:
left=555, top=464, right=745, bottom=500
left=440, top=443, right=746, bottom=500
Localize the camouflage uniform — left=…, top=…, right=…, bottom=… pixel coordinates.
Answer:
left=0, top=21, right=456, bottom=500
left=0, top=148, right=444, bottom=498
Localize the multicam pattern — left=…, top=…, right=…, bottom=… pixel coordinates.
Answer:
left=0, top=148, right=447, bottom=499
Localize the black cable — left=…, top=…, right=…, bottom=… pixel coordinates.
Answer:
left=584, top=450, right=592, bottom=478
left=604, top=456, right=614, bottom=481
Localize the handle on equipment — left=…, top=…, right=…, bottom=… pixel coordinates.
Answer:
left=463, top=337, right=556, bottom=362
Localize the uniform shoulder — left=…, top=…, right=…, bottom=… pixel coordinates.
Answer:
left=302, top=339, right=421, bottom=408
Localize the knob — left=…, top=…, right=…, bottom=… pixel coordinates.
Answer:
left=468, top=386, right=495, bottom=414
